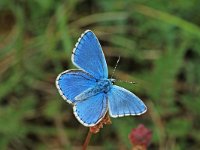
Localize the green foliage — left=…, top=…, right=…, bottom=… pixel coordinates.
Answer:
left=0, top=0, right=200, bottom=149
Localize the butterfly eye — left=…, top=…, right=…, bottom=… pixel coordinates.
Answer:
left=110, top=79, right=116, bottom=84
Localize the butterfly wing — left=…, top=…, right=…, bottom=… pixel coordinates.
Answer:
left=73, top=93, right=107, bottom=126
left=72, top=30, right=108, bottom=79
left=107, top=85, right=147, bottom=117
left=56, top=69, right=96, bottom=104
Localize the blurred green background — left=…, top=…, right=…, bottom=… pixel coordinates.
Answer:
left=0, top=0, right=200, bottom=149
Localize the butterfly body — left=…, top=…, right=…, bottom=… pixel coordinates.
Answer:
left=96, top=79, right=113, bottom=93
left=56, top=30, right=147, bottom=126
left=75, top=79, right=112, bottom=101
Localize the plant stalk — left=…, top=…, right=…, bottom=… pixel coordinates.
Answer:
left=82, top=130, right=92, bottom=150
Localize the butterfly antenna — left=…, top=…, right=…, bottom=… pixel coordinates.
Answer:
left=111, top=56, right=120, bottom=79
left=110, top=56, right=136, bottom=85
left=115, top=79, right=137, bottom=84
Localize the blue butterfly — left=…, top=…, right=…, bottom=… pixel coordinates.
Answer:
left=56, top=30, right=147, bottom=126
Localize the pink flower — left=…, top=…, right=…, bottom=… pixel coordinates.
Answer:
left=129, top=124, right=152, bottom=149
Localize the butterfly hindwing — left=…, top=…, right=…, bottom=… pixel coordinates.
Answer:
left=56, top=70, right=96, bottom=104
left=107, top=85, right=147, bottom=117
left=73, top=93, right=107, bottom=126
left=72, top=30, right=108, bottom=79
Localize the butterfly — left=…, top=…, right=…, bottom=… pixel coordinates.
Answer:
left=56, top=30, right=147, bottom=127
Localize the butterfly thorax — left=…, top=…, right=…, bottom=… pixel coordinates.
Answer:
left=75, top=79, right=112, bottom=101
left=97, top=79, right=112, bottom=92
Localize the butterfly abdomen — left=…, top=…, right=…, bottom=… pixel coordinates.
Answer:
left=75, top=79, right=112, bottom=101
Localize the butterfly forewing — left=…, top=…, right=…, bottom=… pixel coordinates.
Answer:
left=72, top=30, right=108, bottom=80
